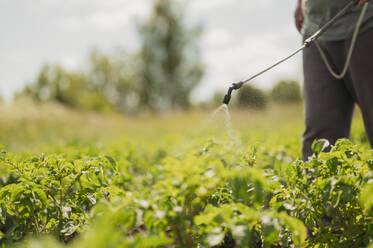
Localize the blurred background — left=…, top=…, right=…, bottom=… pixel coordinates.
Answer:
left=2, top=0, right=343, bottom=154
left=0, top=0, right=303, bottom=112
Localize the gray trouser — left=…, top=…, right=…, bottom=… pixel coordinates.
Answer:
left=302, top=28, right=373, bottom=160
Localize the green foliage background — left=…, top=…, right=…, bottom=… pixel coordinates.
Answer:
left=0, top=101, right=372, bottom=248
left=236, top=85, right=268, bottom=109
left=271, top=80, right=302, bottom=103
left=138, top=0, right=203, bottom=111
left=18, top=0, right=203, bottom=114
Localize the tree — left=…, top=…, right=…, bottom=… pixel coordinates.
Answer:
left=211, top=91, right=226, bottom=108
left=87, top=49, right=139, bottom=113
left=236, top=85, right=268, bottom=109
left=138, top=0, right=204, bottom=111
left=20, top=65, right=89, bottom=106
left=18, top=64, right=115, bottom=112
left=18, top=49, right=138, bottom=113
left=271, top=80, right=302, bottom=103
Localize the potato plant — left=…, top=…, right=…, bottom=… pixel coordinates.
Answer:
left=271, top=139, right=373, bottom=247
left=0, top=136, right=372, bottom=247
left=0, top=148, right=117, bottom=244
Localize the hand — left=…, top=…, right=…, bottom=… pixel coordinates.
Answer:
left=294, top=0, right=304, bottom=33
left=358, top=0, right=372, bottom=7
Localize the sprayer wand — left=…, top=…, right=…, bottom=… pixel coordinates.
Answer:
left=223, top=0, right=361, bottom=105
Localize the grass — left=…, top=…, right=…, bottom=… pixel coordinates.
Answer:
left=0, top=100, right=368, bottom=154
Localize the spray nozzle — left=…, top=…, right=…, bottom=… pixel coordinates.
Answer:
left=223, top=81, right=244, bottom=105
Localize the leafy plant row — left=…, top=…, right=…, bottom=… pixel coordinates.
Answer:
left=0, top=139, right=373, bottom=247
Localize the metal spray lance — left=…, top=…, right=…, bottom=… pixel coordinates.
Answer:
left=222, top=0, right=362, bottom=105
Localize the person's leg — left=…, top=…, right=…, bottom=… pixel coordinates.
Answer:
left=302, top=40, right=355, bottom=160
left=346, top=28, right=373, bottom=147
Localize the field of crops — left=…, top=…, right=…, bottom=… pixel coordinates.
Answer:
left=1, top=101, right=373, bottom=248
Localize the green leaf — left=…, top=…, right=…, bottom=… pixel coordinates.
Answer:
left=104, top=155, right=116, bottom=167
left=207, top=233, right=225, bottom=246
left=10, top=184, right=24, bottom=203
left=87, top=194, right=96, bottom=205
left=312, top=139, right=330, bottom=155
left=360, top=183, right=373, bottom=212
left=61, top=206, right=72, bottom=219
left=61, top=222, right=78, bottom=236
left=134, top=233, right=173, bottom=248
left=33, top=188, right=48, bottom=206
left=278, top=212, right=307, bottom=247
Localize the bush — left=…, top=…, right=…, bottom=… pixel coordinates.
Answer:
left=270, top=80, right=302, bottom=103
left=17, top=49, right=138, bottom=113
left=236, top=85, right=268, bottom=109
left=18, top=65, right=116, bottom=113
left=210, top=91, right=225, bottom=108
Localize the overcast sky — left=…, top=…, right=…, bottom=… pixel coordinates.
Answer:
left=0, top=0, right=303, bottom=102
